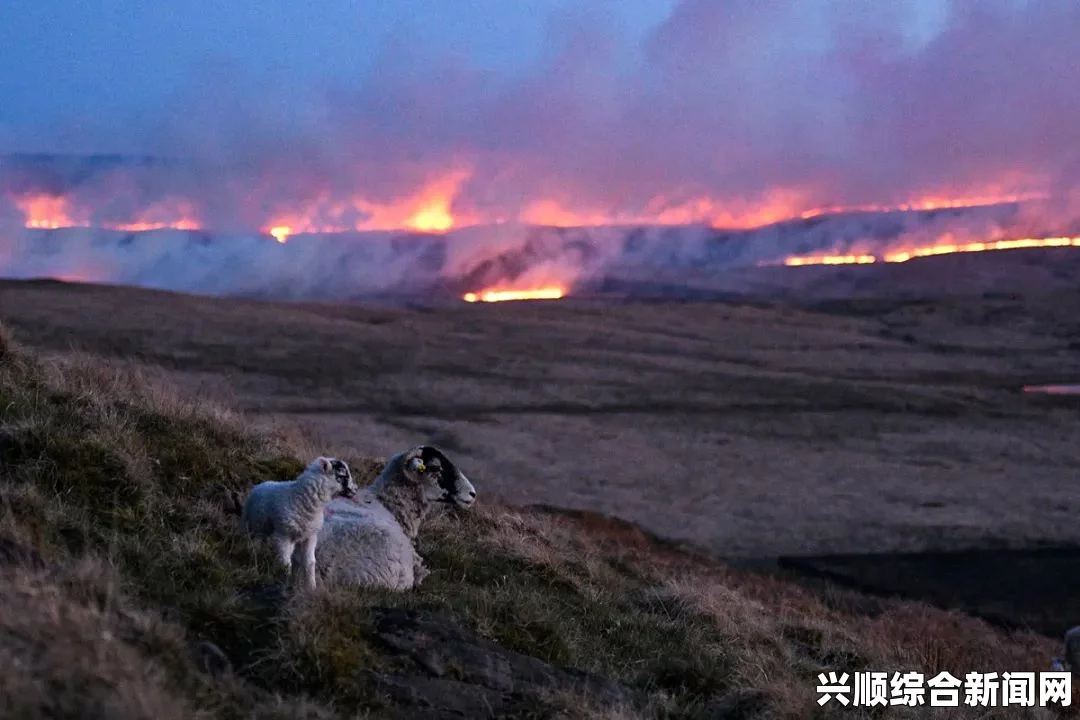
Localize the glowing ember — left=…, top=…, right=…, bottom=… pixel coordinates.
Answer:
left=109, top=219, right=201, bottom=232
left=463, top=287, right=566, bottom=303
left=785, top=254, right=878, bottom=266
left=779, top=236, right=1080, bottom=267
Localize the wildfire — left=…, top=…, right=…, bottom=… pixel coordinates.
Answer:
left=402, top=172, right=460, bottom=232
left=796, top=191, right=1044, bottom=221
left=268, top=226, right=291, bottom=243
left=109, top=219, right=202, bottom=232
left=14, top=193, right=200, bottom=233
left=257, top=168, right=469, bottom=242
left=779, top=235, right=1080, bottom=267
left=11, top=176, right=1080, bottom=305
left=19, top=194, right=79, bottom=229
left=109, top=199, right=201, bottom=232
left=517, top=188, right=810, bottom=229
left=516, top=190, right=1045, bottom=230
left=7, top=169, right=1050, bottom=239
left=462, top=287, right=566, bottom=303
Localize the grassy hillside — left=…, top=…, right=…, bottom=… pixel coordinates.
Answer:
left=4, top=278, right=1080, bottom=563
left=0, top=320, right=1066, bottom=718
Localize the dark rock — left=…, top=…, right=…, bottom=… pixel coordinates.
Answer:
left=368, top=606, right=638, bottom=714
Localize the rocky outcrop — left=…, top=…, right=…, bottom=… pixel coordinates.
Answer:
left=363, top=606, right=639, bottom=718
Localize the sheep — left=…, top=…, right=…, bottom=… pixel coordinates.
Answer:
left=314, top=444, right=476, bottom=591
left=1051, top=625, right=1080, bottom=672
left=230, top=456, right=360, bottom=590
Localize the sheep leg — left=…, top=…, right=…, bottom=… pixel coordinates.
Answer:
left=298, top=535, right=318, bottom=590
left=271, top=535, right=295, bottom=581
left=412, top=551, right=430, bottom=586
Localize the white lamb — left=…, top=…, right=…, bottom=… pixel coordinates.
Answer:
left=315, top=444, right=476, bottom=591
left=232, top=456, right=360, bottom=590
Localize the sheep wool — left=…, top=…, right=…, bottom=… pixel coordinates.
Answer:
left=240, top=456, right=359, bottom=589
left=316, top=445, right=476, bottom=591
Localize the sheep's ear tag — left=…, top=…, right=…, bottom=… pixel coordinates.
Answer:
left=415, top=460, right=426, bottom=473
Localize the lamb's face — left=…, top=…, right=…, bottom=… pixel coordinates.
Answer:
left=403, top=445, right=477, bottom=509
left=316, top=456, right=359, bottom=498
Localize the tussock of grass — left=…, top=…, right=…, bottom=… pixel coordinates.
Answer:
left=0, top=321, right=1065, bottom=719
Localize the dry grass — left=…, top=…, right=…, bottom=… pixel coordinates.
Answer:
left=0, top=290, right=1077, bottom=717
left=0, top=558, right=195, bottom=720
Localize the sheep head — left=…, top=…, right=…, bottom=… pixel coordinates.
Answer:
left=312, top=456, right=360, bottom=499
left=1065, top=626, right=1080, bottom=671
left=402, top=445, right=477, bottom=509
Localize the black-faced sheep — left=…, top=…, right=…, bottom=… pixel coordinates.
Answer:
left=233, top=456, right=359, bottom=590
left=1051, top=625, right=1080, bottom=672
left=314, top=445, right=476, bottom=590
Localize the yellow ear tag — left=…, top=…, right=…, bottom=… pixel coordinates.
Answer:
left=415, top=461, right=426, bottom=473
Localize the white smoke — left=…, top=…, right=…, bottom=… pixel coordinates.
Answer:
left=0, top=198, right=1060, bottom=301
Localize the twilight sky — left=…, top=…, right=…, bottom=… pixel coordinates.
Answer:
left=0, top=0, right=1076, bottom=228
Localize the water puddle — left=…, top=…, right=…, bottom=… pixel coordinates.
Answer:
left=1022, top=384, right=1080, bottom=395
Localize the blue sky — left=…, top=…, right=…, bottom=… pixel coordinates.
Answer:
left=0, top=0, right=678, bottom=139
left=0, top=0, right=953, bottom=143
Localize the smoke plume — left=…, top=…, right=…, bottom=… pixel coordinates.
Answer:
left=0, top=203, right=1042, bottom=301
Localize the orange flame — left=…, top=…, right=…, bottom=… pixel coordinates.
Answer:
left=108, top=199, right=201, bottom=232
left=258, top=168, right=470, bottom=241
left=463, top=287, right=566, bottom=303
left=14, top=193, right=200, bottom=233
left=9, top=171, right=1048, bottom=238
left=402, top=170, right=462, bottom=232
left=779, top=235, right=1080, bottom=267
left=18, top=194, right=80, bottom=229
left=268, top=226, right=292, bottom=243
